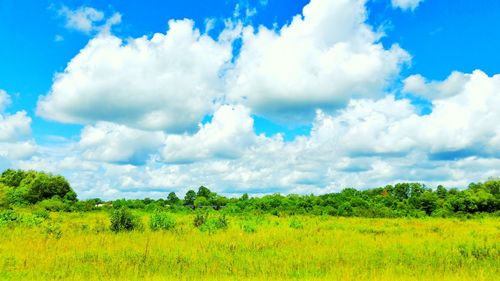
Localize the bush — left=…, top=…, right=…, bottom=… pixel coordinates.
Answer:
left=33, top=209, right=50, bottom=219
left=216, top=214, right=229, bottom=229
left=149, top=211, right=176, bottom=231
left=194, top=212, right=229, bottom=233
left=199, top=216, right=229, bottom=233
left=193, top=212, right=208, bottom=227
left=0, top=210, right=18, bottom=225
left=20, top=213, right=44, bottom=227
left=110, top=208, right=142, bottom=232
left=38, top=198, right=69, bottom=211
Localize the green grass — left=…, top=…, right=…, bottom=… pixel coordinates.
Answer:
left=0, top=211, right=498, bottom=280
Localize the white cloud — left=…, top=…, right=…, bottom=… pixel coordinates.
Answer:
left=43, top=0, right=410, bottom=130
left=57, top=5, right=121, bottom=34
left=0, top=141, right=37, bottom=160
left=0, top=90, right=37, bottom=160
left=323, top=70, right=500, bottom=156
left=0, top=111, right=32, bottom=142
left=37, top=19, right=232, bottom=132
left=16, top=1, right=499, bottom=199
left=58, top=6, right=104, bottom=33
left=403, top=71, right=470, bottom=99
left=391, top=0, right=424, bottom=11
left=0, top=90, right=11, bottom=112
left=227, top=0, right=409, bottom=120
left=14, top=70, right=500, bottom=198
left=79, top=122, right=165, bottom=165
left=161, top=105, right=256, bottom=163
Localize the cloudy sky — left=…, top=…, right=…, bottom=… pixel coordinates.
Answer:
left=1, top=0, right=499, bottom=199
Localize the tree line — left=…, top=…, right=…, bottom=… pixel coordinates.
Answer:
left=0, top=169, right=498, bottom=217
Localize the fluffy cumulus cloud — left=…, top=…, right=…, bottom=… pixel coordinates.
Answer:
left=0, top=90, right=37, bottom=160
left=38, top=19, right=232, bottom=132
left=402, top=71, right=471, bottom=99
left=0, top=111, right=32, bottom=142
left=162, top=105, right=256, bottom=163
left=331, top=70, right=500, bottom=157
left=19, top=71, right=500, bottom=198
left=227, top=0, right=409, bottom=119
left=79, top=122, right=165, bottom=165
left=12, top=0, right=497, bottom=198
left=391, top=0, right=424, bottom=11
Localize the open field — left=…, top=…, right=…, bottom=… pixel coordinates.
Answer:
left=0, top=211, right=498, bottom=280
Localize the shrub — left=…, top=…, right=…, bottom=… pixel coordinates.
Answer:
left=150, top=211, right=176, bottom=231
left=216, top=214, right=229, bottom=229
left=20, top=213, right=44, bottom=227
left=38, top=198, right=69, bottom=211
left=193, top=212, right=208, bottom=227
left=199, top=216, right=229, bottom=234
left=194, top=212, right=229, bottom=233
left=0, top=210, right=18, bottom=225
left=33, top=209, right=50, bottom=219
left=110, top=208, right=142, bottom=232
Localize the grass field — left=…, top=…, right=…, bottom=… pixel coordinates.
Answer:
left=0, top=211, right=498, bottom=280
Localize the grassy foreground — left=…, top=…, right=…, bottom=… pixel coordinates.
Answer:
left=0, top=212, right=498, bottom=280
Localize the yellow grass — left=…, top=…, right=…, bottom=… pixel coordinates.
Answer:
left=0, top=212, right=498, bottom=280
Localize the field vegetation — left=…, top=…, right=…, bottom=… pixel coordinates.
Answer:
left=0, top=169, right=498, bottom=280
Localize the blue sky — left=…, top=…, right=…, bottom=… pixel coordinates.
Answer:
left=1, top=0, right=500, bottom=199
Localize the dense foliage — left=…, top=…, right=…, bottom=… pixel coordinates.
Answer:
left=104, top=180, right=500, bottom=218
left=0, top=169, right=498, bottom=218
left=0, top=169, right=77, bottom=207
left=110, top=208, right=142, bottom=232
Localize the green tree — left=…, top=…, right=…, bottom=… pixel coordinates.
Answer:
left=167, top=192, right=180, bottom=205
left=0, top=184, right=9, bottom=208
left=419, top=191, right=438, bottom=215
left=0, top=169, right=26, bottom=187
left=194, top=196, right=209, bottom=208
left=197, top=186, right=213, bottom=199
left=436, top=185, right=447, bottom=199
left=393, top=183, right=411, bottom=200
left=184, top=190, right=196, bottom=206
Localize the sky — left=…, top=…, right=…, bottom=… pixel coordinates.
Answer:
left=1, top=0, right=500, bottom=199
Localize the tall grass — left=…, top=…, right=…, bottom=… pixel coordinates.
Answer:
left=0, top=211, right=498, bottom=280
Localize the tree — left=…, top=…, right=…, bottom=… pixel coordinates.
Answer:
left=184, top=190, right=196, bottom=206
left=167, top=192, right=180, bottom=205
left=23, top=173, right=71, bottom=204
left=436, top=185, right=447, bottom=199
left=0, top=169, right=26, bottom=188
left=0, top=184, right=9, bottom=209
left=64, top=190, right=78, bottom=202
left=0, top=170, right=76, bottom=206
left=194, top=196, right=209, bottom=208
left=197, top=186, right=213, bottom=199
left=419, top=191, right=438, bottom=215
left=482, top=179, right=500, bottom=196
left=393, top=183, right=411, bottom=200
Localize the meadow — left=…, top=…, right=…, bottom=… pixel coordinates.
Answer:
left=0, top=211, right=498, bottom=281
